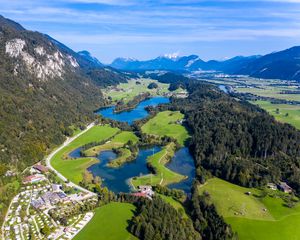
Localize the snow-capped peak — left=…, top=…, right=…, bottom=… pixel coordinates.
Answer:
left=163, top=52, right=180, bottom=60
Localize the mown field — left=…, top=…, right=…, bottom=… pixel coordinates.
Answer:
left=74, top=202, right=137, bottom=240
left=131, top=143, right=186, bottom=187
left=103, top=79, right=170, bottom=103
left=51, top=125, right=119, bottom=184
left=199, top=178, right=300, bottom=240
left=251, top=100, right=300, bottom=129
left=141, top=111, right=190, bottom=146
left=83, top=131, right=138, bottom=156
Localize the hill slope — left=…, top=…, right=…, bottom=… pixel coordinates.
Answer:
left=237, top=46, right=300, bottom=80
left=0, top=15, right=125, bottom=171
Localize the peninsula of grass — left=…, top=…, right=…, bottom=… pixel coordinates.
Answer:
left=51, top=125, right=119, bottom=184
left=251, top=100, right=300, bottom=129
left=141, top=111, right=190, bottom=146
left=74, top=202, right=137, bottom=240
left=81, top=131, right=139, bottom=168
left=83, top=131, right=138, bottom=156
left=131, top=142, right=186, bottom=188
left=107, top=148, right=133, bottom=168
left=199, top=178, right=300, bottom=240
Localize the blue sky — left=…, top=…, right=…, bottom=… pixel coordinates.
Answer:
left=1, top=0, right=300, bottom=63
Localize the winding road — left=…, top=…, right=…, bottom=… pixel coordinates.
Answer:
left=45, top=122, right=97, bottom=196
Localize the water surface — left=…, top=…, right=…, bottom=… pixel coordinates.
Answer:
left=69, top=146, right=162, bottom=193
left=95, top=96, right=170, bottom=125
left=167, top=147, right=195, bottom=193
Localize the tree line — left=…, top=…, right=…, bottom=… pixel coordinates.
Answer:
left=170, top=81, right=300, bottom=194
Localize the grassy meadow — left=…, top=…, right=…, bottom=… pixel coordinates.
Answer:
left=51, top=125, right=119, bottom=184
left=74, top=202, right=137, bottom=240
left=251, top=100, right=300, bottom=129
left=103, top=79, right=170, bottom=103
left=236, top=85, right=300, bottom=102
left=131, top=142, right=186, bottom=187
left=199, top=178, right=300, bottom=240
left=141, top=111, right=190, bottom=146
left=83, top=131, right=138, bottom=157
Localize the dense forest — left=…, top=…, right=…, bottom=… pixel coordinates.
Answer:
left=171, top=81, right=300, bottom=194
left=129, top=196, right=201, bottom=240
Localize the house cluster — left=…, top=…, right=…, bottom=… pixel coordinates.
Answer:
left=22, top=164, right=49, bottom=184
left=267, top=182, right=293, bottom=193
left=132, top=185, right=154, bottom=199
left=31, top=184, right=69, bottom=209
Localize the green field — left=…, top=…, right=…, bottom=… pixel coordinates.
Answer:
left=74, top=202, right=137, bottom=240
left=51, top=125, right=119, bottom=184
left=83, top=131, right=138, bottom=156
left=158, top=194, right=188, bottom=219
left=103, top=79, right=170, bottom=103
left=199, top=178, right=300, bottom=240
left=251, top=100, right=300, bottom=129
left=141, top=111, right=190, bottom=146
left=131, top=143, right=186, bottom=187
left=236, top=85, right=300, bottom=102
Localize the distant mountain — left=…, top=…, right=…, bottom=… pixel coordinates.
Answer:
left=110, top=57, right=141, bottom=70
left=77, top=50, right=103, bottom=67
left=110, top=54, right=260, bottom=74
left=0, top=15, right=126, bottom=170
left=111, top=47, right=300, bottom=81
left=237, top=46, right=300, bottom=80
left=111, top=55, right=200, bottom=72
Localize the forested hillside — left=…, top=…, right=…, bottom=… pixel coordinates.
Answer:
left=129, top=196, right=201, bottom=240
left=171, top=81, right=300, bottom=193
left=0, top=15, right=126, bottom=172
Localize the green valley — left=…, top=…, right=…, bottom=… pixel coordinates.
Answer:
left=199, top=178, right=300, bottom=240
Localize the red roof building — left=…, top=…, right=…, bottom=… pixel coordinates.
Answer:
left=23, top=174, right=45, bottom=184
left=131, top=192, right=147, bottom=198
left=33, top=164, right=48, bottom=173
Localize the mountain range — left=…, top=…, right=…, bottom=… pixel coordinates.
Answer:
left=0, top=15, right=127, bottom=170
left=110, top=47, right=300, bottom=81
left=2, top=13, right=300, bottom=172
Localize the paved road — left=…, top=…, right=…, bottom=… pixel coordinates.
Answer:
left=45, top=122, right=97, bottom=196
